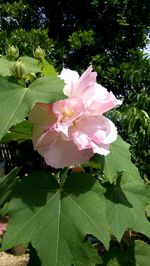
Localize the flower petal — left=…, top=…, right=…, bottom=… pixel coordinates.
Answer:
left=70, top=115, right=117, bottom=155
left=75, top=65, right=97, bottom=95
left=53, top=97, right=85, bottom=136
left=53, top=97, right=85, bottom=122
left=91, top=142, right=110, bottom=156
left=71, top=131, right=91, bottom=151
left=34, top=130, right=93, bottom=168
left=30, top=65, right=121, bottom=168
left=60, top=66, right=97, bottom=104
left=88, top=84, right=122, bottom=115
left=59, top=68, right=79, bottom=96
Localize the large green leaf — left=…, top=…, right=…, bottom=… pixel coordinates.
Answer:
left=2, top=172, right=109, bottom=265
left=101, top=240, right=150, bottom=266
left=103, top=171, right=150, bottom=241
left=104, top=136, right=140, bottom=183
left=0, top=75, right=65, bottom=139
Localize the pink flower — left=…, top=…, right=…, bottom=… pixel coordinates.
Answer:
left=29, top=66, right=121, bottom=168
left=60, top=66, right=122, bottom=115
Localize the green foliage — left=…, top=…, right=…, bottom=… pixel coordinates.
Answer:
left=0, top=29, right=55, bottom=62
left=103, top=171, right=150, bottom=241
left=92, top=49, right=150, bottom=96
left=1, top=135, right=150, bottom=265
left=0, top=57, right=14, bottom=77
left=38, top=58, right=57, bottom=76
left=0, top=55, right=65, bottom=140
left=19, top=56, right=40, bottom=74
left=122, top=50, right=150, bottom=90
left=103, top=136, right=140, bottom=183
left=0, top=167, right=20, bottom=208
left=69, top=30, right=95, bottom=50
left=101, top=240, right=150, bottom=266
left=0, top=0, right=31, bottom=31
left=2, top=172, right=107, bottom=265
left=2, top=120, right=32, bottom=143
left=0, top=56, right=39, bottom=77
left=2, top=145, right=150, bottom=264
left=119, top=91, right=150, bottom=178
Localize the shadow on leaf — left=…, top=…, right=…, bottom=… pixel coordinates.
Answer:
left=103, top=174, right=132, bottom=208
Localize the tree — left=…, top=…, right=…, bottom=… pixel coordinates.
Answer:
left=0, top=0, right=150, bottom=92
left=0, top=0, right=150, bottom=175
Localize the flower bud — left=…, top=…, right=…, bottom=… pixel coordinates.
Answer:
left=33, top=46, right=45, bottom=59
left=10, top=60, right=26, bottom=80
left=7, top=45, right=19, bottom=59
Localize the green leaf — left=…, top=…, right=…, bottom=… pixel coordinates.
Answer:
left=145, top=203, right=150, bottom=218
left=39, top=58, right=57, bottom=76
left=101, top=240, right=150, bottom=266
left=83, top=154, right=105, bottom=170
left=1, top=120, right=32, bottom=143
left=0, top=57, right=40, bottom=77
left=0, top=75, right=65, bottom=140
left=0, top=167, right=20, bottom=208
left=0, top=58, right=14, bottom=77
left=20, top=56, right=40, bottom=74
left=104, top=135, right=140, bottom=183
left=103, top=172, right=150, bottom=241
left=2, top=171, right=109, bottom=265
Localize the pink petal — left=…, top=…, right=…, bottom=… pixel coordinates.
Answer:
left=34, top=129, right=93, bottom=168
left=71, top=66, right=97, bottom=101
left=53, top=97, right=85, bottom=123
left=60, top=66, right=97, bottom=103
left=33, top=129, right=57, bottom=154
left=53, top=97, right=85, bottom=136
left=59, top=68, right=79, bottom=96
left=88, top=84, right=122, bottom=114
left=71, top=131, right=91, bottom=150
left=70, top=115, right=117, bottom=155
left=75, top=66, right=97, bottom=94
left=91, top=142, right=110, bottom=156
